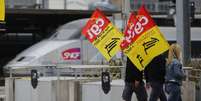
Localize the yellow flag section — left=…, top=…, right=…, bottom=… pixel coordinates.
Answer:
left=82, top=9, right=123, bottom=61
left=0, top=0, right=5, bottom=21
left=121, top=6, right=169, bottom=71
left=126, top=26, right=169, bottom=71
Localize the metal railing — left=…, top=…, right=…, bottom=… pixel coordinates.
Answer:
left=7, top=64, right=124, bottom=80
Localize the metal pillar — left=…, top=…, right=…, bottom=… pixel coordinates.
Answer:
left=121, top=0, right=130, bottom=27
left=176, top=0, right=191, bottom=66
left=121, top=0, right=130, bottom=80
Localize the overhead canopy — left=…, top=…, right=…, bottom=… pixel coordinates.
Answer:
left=5, top=9, right=120, bottom=34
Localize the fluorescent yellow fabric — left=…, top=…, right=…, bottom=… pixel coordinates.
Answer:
left=93, top=23, right=123, bottom=61
left=123, top=26, right=169, bottom=71
left=0, top=0, right=5, bottom=21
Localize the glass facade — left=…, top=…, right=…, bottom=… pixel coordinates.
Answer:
left=130, top=0, right=171, bottom=13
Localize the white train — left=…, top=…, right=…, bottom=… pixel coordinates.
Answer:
left=3, top=18, right=201, bottom=71
left=4, top=18, right=107, bottom=71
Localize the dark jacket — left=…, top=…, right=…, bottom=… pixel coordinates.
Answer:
left=144, top=54, right=166, bottom=84
left=125, top=57, right=143, bottom=82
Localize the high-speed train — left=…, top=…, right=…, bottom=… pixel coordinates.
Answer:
left=3, top=18, right=201, bottom=71
left=4, top=18, right=107, bottom=70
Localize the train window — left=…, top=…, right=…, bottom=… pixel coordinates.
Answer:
left=50, top=29, right=80, bottom=40
left=17, top=57, right=25, bottom=62
left=17, top=56, right=34, bottom=62
left=49, top=18, right=88, bottom=40
left=68, top=29, right=81, bottom=39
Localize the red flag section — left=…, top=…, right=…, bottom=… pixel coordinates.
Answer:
left=121, top=6, right=156, bottom=50
left=82, top=9, right=110, bottom=43
left=137, top=5, right=155, bottom=30
left=120, top=13, right=137, bottom=50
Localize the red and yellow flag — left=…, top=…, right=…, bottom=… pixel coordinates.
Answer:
left=82, top=9, right=123, bottom=61
left=121, top=6, right=169, bottom=71
left=0, top=0, right=5, bottom=21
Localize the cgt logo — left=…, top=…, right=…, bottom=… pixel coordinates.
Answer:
left=62, top=48, right=80, bottom=60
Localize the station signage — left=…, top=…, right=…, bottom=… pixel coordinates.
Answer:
left=62, top=48, right=80, bottom=60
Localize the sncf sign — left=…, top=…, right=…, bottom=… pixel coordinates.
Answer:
left=62, top=48, right=80, bottom=60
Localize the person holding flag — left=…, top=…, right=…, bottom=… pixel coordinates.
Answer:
left=121, top=4, right=169, bottom=101
left=122, top=57, right=147, bottom=101
left=144, top=53, right=167, bottom=101
left=121, top=12, right=147, bottom=101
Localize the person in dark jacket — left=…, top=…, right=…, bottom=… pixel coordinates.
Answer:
left=122, top=57, right=147, bottom=101
left=144, top=54, right=167, bottom=101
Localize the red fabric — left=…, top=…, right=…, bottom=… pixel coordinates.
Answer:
left=82, top=8, right=110, bottom=43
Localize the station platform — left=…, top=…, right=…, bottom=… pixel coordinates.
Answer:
left=4, top=77, right=196, bottom=101
left=82, top=79, right=195, bottom=101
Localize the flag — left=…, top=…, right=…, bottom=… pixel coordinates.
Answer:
left=0, top=0, right=5, bottom=21
left=121, top=6, right=169, bottom=71
left=120, top=12, right=144, bottom=50
left=82, top=9, right=123, bottom=61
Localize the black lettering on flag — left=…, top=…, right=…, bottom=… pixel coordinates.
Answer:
left=105, top=38, right=120, bottom=57
left=137, top=54, right=144, bottom=68
left=143, top=37, right=159, bottom=55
